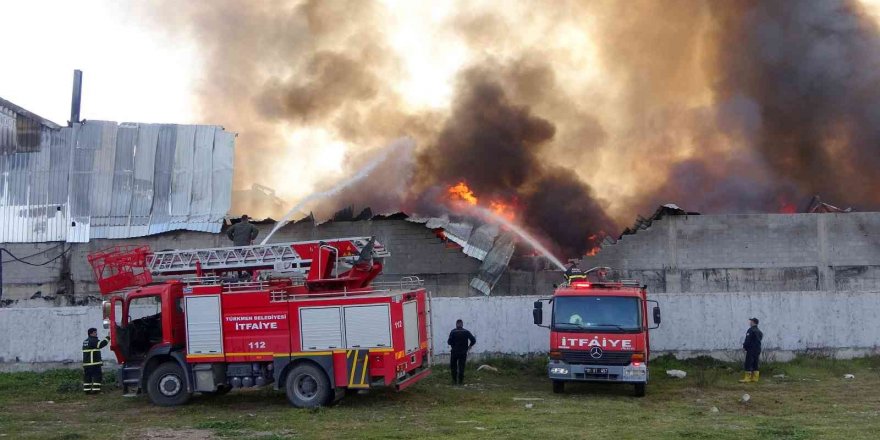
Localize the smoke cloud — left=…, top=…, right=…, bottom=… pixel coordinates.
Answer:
left=142, top=0, right=880, bottom=257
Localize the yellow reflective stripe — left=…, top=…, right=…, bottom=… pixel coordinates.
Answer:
left=273, top=351, right=333, bottom=357
left=187, top=353, right=222, bottom=358
left=83, top=362, right=102, bottom=366
left=225, top=352, right=273, bottom=357
left=82, top=349, right=101, bottom=352
left=348, top=351, right=358, bottom=385
left=360, top=353, right=369, bottom=385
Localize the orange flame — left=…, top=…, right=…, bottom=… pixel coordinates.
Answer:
left=448, top=181, right=478, bottom=205
left=489, top=200, right=516, bottom=220
left=585, top=233, right=602, bottom=256
left=779, top=200, right=797, bottom=214
left=447, top=181, right=517, bottom=221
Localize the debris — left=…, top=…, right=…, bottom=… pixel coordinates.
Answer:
left=710, top=406, right=719, bottom=413
left=773, top=374, right=786, bottom=379
left=46, top=401, right=54, bottom=404
left=844, top=374, right=855, bottom=379
left=512, top=397, right=544, bottom=401
left=525, top=403, right=534, bottom=409
left=666, top=370, right=687, bottom=379
left=475, top=427, right=487, bottom=431
left=477, top=364, right=498, bottom=372
left=741, top=393, right=751, bottom=403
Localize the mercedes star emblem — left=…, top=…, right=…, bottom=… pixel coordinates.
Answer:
left=589, top=346, right=603, bottom=359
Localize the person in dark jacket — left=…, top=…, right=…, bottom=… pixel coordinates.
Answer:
left=447, top=319, right=476, bottom=385
left=564, top=263, right=585, bottom=283
left=227, top=215, right=259, bottom=246
left=82, top=328, right=110, bottom=394
left=739, top=318, right=763, bottom=383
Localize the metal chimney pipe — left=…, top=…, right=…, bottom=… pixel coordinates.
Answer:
left=70, top=69, right=82, bottom=124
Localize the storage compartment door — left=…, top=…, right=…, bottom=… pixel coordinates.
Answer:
left=344, top=304, right=391, bottom=349
left=185, top=295, right=223, bottom=355
left=403, top=300, right=419, bottom=353
left=300, top=307, right=343, bottom=350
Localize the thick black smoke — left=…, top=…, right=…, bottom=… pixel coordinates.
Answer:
left=145, top=0, right=880, bottom=259
left=706, top=0, right=880, bottom=209
left=415, top=67, right=615, bottom=257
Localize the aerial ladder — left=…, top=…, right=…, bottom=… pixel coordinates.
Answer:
left=88, top=236, right=390, bottom=294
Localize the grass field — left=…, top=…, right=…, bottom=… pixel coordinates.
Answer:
left=1, top=355, right=879, bottom=439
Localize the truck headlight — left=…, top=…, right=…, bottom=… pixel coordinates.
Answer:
left=623, top=366, right=647, bottom=377
left=550, top=367, right=569, bottom=375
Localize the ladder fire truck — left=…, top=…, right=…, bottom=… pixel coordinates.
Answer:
left=88, top=236, right=432, bottom=408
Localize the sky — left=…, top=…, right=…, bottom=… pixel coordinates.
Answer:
left=0, top=1, right=199, bottom=125
left=4, top=0, right=880, bottom=229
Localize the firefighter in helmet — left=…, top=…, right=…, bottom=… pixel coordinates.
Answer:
left=82, top=327, right=110, bottom=394
left=564, top=262, right=585, bottom=283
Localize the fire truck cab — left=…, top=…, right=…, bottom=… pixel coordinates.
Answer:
left=533, top=267, right=660, bottom=397
left=92, top=237, right=432, bottom=408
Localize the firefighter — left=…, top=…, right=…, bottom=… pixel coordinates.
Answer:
left=227, top=214, right=259, bottom=246
left=447, top=319, right=476, bottom=385
left=82, top=328, right=110, bottom=394
left=564, top=263, right=585, bottom=283
left=739, top=318, right=763, bottom=383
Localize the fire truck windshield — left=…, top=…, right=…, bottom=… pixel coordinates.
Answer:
left=552, top=296, right=640, bottom=332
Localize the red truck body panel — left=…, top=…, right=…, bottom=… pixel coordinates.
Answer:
left=95, top=237, right=432, bottom=407
left=538, top=279, right=659, bottom=396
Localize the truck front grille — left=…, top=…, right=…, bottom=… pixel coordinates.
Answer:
left=561, top=350, right=634, bottom=366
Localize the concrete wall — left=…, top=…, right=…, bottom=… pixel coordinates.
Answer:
left=0, top=219, right=484, bottom=306
left=582, top=213, right=880, bottom=294
left=4, top=290, right=879, bottom=370
left=6, top=212, right=878, bottom=306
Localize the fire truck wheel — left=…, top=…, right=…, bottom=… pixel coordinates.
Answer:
left=146, top=362, right=192, bottom=407
left=552, top=380, right=565, bottom=394
left=634, top=383, right=646, bottom=397
left=285, top=364, right=331, bottom=408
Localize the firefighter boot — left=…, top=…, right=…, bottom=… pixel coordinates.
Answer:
left=738, top=372, right=753, bottom=383
left=752, top=371, right=760, bottom=382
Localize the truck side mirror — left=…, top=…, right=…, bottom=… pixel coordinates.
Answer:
left=533, top=301, right=543, bottom=326
left=653, top=306, right=661, bottom=325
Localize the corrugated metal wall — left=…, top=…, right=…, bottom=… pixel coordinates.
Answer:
left=0, top=108, right=235, bottom=243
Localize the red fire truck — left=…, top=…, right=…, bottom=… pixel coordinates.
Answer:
left=532, top=267, right=661, bottom=397
left=89, top=236, right=432, bottom=408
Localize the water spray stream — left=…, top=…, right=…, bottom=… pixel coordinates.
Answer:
left=261, top=138, right=415, bottom=244
left=469, top=205, right=567, bottom=271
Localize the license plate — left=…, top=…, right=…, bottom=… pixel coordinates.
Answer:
left=585, top=368, right=608, bottom=374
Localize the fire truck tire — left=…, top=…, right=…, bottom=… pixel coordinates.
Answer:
left=552, top=380, right=565, bottom=394
left=146, top=362, right=192, bottom=407
left=634, top=383, right=646, bottom=397
left=285, top=364, right=331, bottom=408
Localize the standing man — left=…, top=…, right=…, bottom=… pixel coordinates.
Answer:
left=82, top=328, right=110, bottom=394
left=564, top=262, right=585, bottom=283
left=447, top=319, right=476, bottom=385
left=739, top=318, right=763, bottom=383
left=227, top=214, right=259, bottom=246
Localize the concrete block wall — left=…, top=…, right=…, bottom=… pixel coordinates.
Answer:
left=583, top=212, right=880, bottom=294
left=5, top=289, right=879, bottom=371
left=1, top=219, right=482, bottom=306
